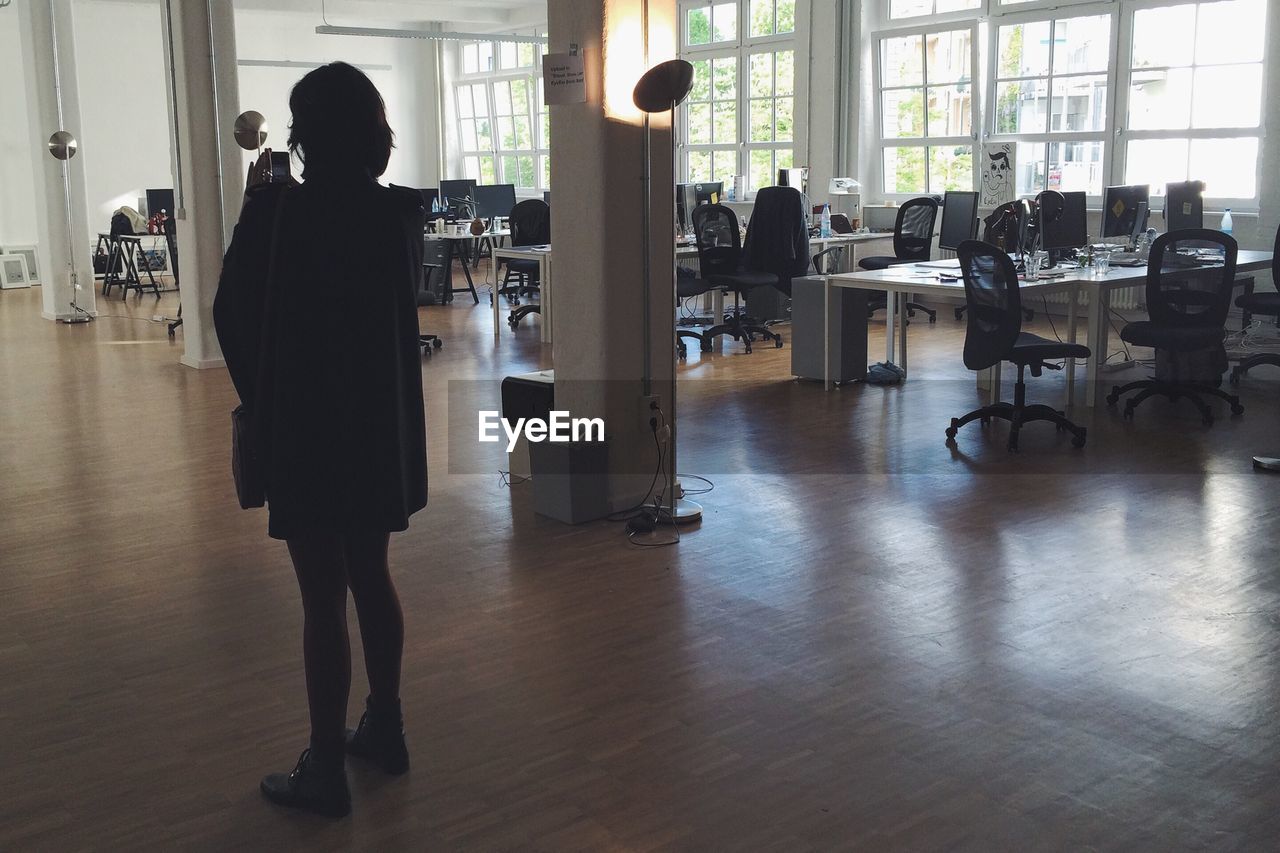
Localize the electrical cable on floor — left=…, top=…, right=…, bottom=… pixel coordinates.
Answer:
left=498, top=470, right=531, bottom=488
left=629, top=408, right=679, bottom=547
left=606, top=424, right=665, bottom=522
left=677, top=473, right=714, bottom=495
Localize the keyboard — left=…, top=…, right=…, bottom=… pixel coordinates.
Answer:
left=1109, top=252, right=1146, bottom=267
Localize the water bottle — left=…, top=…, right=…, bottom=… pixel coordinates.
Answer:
left=1221, top=208, right=1233, bottom=236
left=820, top=204, right=832, bottom=239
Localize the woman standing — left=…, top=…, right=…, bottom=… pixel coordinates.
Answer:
left=214, top=62, right=427, bottom=819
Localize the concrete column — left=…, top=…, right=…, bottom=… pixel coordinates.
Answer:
left=161, top=0, right=243, bottom=369
left=19, top=0, right=95, bottom=321
left=548, top=0, right=678, bottom=510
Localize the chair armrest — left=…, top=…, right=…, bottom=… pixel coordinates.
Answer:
left=812, top=246, right=844, bottom=273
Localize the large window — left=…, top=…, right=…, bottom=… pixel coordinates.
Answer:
left=990, top=13, right=1112, bottom=197
left=681, top=0, right=800, bottom=193
left=879, top=27, right=976, bottom=195
left=454, top=40, right=549, bottom=189
left=888, top=0, right=980, bottom=21
left=1121, top=0, right=1266, bottom=201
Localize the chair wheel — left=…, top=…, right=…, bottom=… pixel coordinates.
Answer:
left=1072, top=430, right=1087, bottom=449
left=433, top=339, right=443, bottom=349
left=700, top=340, right=713, bottom=352
left=954, top=307, right=964, bottom=321
left=927, top=313, right=937, bottom=324
left=1202, top=415, right=1214, bottom=427
left=1229, top=368, right=1241, bottom=386
left=774, top=337, right=783, bottom=348
left=1106, top=389, right=1120, bottom=407
left=1123, top=404, right=1135, bottom=420
left=1231, top=403, right=1244, bottom=416
left=945, top=425, right=957, bottom=446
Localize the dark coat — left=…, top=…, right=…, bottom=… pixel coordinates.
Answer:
left=742, top=185, right=810, bottom=293
left=213, top=174, right=428, bottom=540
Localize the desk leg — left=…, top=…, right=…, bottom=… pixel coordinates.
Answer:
left=824, top=279, right=832, bottom=391
left=1066, top=282, right=1079, bottom=408
left=541, top=256, right=552, bottom=345
left=492, top=253, right=501, bottom=338
left=1084, top=284, right=1109, bottom=407
left=885, top=290, right=897, bottom=366
left=898, top=292, right=908, bottom=378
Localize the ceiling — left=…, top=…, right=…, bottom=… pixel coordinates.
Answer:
left=232, top=0, right=547, bottom=32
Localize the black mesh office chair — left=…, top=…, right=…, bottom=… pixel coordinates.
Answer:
left=502, top=198, right=550, bottom=329
left=946, top=240, right=1090, bottom=451
left=692, top=203, right=782, bottom=353
left=676, top=270, right=716, bottom=359
left=1230, top=228, right=1280, bottom=385
left=955, top=202, right=1035, bottom=321
left=860, top=196, right=940, bottom=323
left=1107, top=229, right=1243, bottom=425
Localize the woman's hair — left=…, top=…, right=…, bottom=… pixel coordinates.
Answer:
left=287, top=62, right=394, bottom=178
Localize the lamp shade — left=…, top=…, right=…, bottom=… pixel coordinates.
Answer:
left=632, top=59, right=695, bottom=113
left=233, top=111, right=269, bottom=151
left=48, top=131, right=78, bottom=161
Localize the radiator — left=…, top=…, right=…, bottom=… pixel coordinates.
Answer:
left=1041, top=286, right=1143, bottom=312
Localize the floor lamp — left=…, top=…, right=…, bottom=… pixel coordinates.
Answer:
left=633, top=59, right=702, bottom=523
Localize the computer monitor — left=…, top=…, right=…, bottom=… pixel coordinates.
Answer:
left=693, top=181, right=722, bottom=205
left=675, top=183, right=701, bottom=233
left=938, top=191, right=979, bottom=251
left=1165, top=181, right=1205, bottom=231
left=439, top=179, right=477, bottom=207
left=543, top=190, right=551, bottom=205
left=419, top=188, right=440, bottom=214
left=1101, top=184, right=1150, bottom=240
left=1129, top=200, right=1150, bottom=246
left=1039, top=191, right=1088, bottom=251
left=778, top=167, right=808, bottom=195
left=145, top=188, right=174, bottom=217
left=473, top=183, right=517, bottom=219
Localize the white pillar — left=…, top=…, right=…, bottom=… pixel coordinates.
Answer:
left=19, top=0, right=95, bottom=322
left=548, top=0, right=678, bottom=509
left=161, top=0, right=243, bottom=369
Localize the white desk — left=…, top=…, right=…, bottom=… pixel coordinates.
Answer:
left=491, top=245, right=552, bottom=343
left=824, top=250, right=1274, bottom=406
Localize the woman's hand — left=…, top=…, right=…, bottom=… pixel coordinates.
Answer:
left=247, top=149, right=273, bottom=190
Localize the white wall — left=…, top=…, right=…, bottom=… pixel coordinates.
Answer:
left=233, top=7, right=440, bottom=190
left=72, top=0, right=174, bottom=228
left=0, top=10, right=39, bottom=246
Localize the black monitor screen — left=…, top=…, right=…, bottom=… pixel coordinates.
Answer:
left=473, top=184, right=517, bottom=219
left=693, top=181, right=722, bottom=205
left=1041, top=191, right=1089, bottom=251
left=440, top=179, right=477, bottom=206
left=1102, top=184, right=1150, bottom=239
left=1165, top=181, right=1204, bottom=231
left=419, top=188, right=439, bottom=214
left=938, top=191, right=978, bottom=251
left=777, top=167, right=808, bottom=195
left=145, top=188, right=174, bottom=217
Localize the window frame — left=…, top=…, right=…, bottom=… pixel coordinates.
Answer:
left=874, top=21, right=982, bottom=200
left=984, top=6, right=1119, bottom=203
left=453, top=40, right=550, bottom=191
left=885, top=0, right=986, bottom=27
left=1113, top=0, right=1268, bottom=209
left=678, top=0, right=804, bottom=197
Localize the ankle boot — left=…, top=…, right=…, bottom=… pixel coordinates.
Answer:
left=345, top=698, right=409, bottom=775
left=260, top=747, right=351, bottom=818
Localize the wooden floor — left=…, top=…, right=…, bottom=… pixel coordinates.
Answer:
left=3, top=277, right=1280, bottom=851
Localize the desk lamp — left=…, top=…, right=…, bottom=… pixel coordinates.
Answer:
left=633, top=59, right=702, bottom=524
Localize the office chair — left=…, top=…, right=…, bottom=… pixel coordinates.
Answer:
left=502, top=198, right=550, bottom=329
left=692, top=203, right=782, bottom=353
left=418, top=251, right=444, bottom=353
left=946, top=240, right=1090, bottom=451
left=1106, top=229, right=1243, bottom=425
left=954, top=202, right=1036, bottom=322
left=860, top=196, right=941, bottom=323
left=1229, top=228, right=1280, bottom=384
left=676, top=272, right=717, bottom=359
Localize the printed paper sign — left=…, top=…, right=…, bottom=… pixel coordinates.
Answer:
left=543, top=53, right=585, bottom=105
left=980, top=143, right=1016, bottom=208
